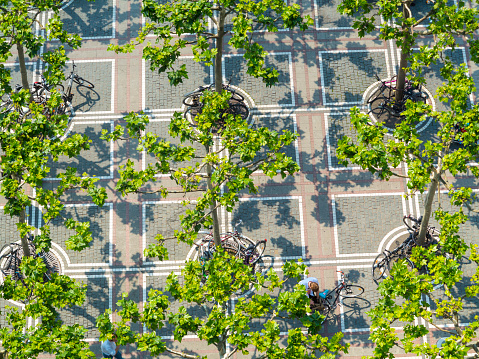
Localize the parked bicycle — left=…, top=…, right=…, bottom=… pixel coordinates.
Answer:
left=0, top=234, right=60, bottom=287
left=193, top=221, right=267, bottom=284
left=311, top=271, right=364, bottom=317
left=208, top=220, right=267, bottom=266
left=0, top=62, right=93, bottom=119
left=367, top=74, right=428, bottom=119
left=372, top=214, right=445, bottom=281
left=182, top=79, right=250, bottom=128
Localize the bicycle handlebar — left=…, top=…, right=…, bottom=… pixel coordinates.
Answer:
left=403, top=214, right=422, bottom=231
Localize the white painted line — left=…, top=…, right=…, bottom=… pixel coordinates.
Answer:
left=318, top=49, right=390, bottom=106
left=142, top=56, right=214, bottom=112
left=222, top=52, right=295, bottom=108
left=37, top=203, right=114, bottom=267
left=334, top=192, right=405, bottom=198
left=45, top=120, right=115, bottom=180
left=324, top=113, right=361, bottom=171
left=332, top=192, right=407, bottom=257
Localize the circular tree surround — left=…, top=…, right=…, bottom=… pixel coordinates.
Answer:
left=181, top=85, right=256, bottom=133
left=362, top=77, right=436, bottom=132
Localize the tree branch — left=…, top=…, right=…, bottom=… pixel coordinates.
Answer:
left=413, top=9, right=434, bottom=27
left=224, top=347, right=238, bottom=359
left=425, top=319, right=457, bottom=334
left=164, top=347, right=201, bottom=359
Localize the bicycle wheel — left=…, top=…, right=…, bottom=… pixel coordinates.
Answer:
left=244, top=240, right=266, bottom=266
left=388, top=255, right=414, bottom=276
left=73, top=76, right=94, bottom=89
left=232, top=234, right=256, bottom=255
left=207, top=237, right=240, bottom=257
left=339, top=284, right=364, bottom=298
left=227, top=89, right=245, bottom=102
left=312, top=301, right=331, bottom=317
left=225, top=103, right=249, bottom=121
left=0, top=100, right=13, bottom=114
left=183, top=92, right=204, bottom=107
left=372, top=252, right=389, bottom=281
left=0, top=243, right=13, bottom=257
left=367, top=84, right=386, bottom=104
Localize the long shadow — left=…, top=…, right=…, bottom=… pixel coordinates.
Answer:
left=60, top=0, right=115, bottom=39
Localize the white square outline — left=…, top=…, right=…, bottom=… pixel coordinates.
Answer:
left=331, top=192, right=408, bottom=257
left=37, top=202, right=114, bottom=267
left=142, top=56, right=214, bottom=113
left=44, top=119, right=114, bottom=180
left=68, top=274, right=113, bottom=342
left=318, top=49, right=391, bottom=107
left=252, top=114, right=301, bottom=172
left=141, top=195, right=305, bottom=265
left=37, top=59, right=116, bottom=115
left=324, top=112, right=397, bottom=171
left=222, top=52, right=295, bottom=108
left=403, top=46, right=474, bottom=105
left=47, top=0, right=117, bottom=40
left=313, top=0, right=385, bottom=30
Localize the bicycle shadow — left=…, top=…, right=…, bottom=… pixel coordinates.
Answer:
left=72, top=84, right=101, bottom=113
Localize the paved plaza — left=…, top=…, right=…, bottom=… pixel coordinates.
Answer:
left=2, top=0, right=479, bottom=358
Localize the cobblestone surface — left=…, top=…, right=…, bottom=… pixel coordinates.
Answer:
left=59, top=0, right=115, bottom=38
left=5, top=0, right=478, bottom=356
left=320, top=51, right=389, bottom=105
left=145, top=274, right=208, bottom=337
left=314, top=0, right=381, bottom=29
left=59, top=61, right=113, bottom=113
left=5, top=63, right=37, bottom=89
left=46, top=205, right=111, bottom=265
left=144, top=121, right=207, bottom=172
left=326, top=112, right=393, bottom=169
left=232, top=115, right=298, bottom=168
left=46, top=121, right=113, bottom=178
left=413, top=48, right=467, bottom=112
left=144, top=59, right=212, bottom=111
left=333, top=195, right=405, bottom=255
left=0, top=299, right=22, bottom=329
left=224, top=54, right=293, bottom=106
left=228, top=198, right=303, bottom=258
left=144, top=202, right=212, bottom=262
left=57, top=276, right=110, bottom=339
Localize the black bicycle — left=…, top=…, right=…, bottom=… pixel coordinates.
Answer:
left=372, top=215, right=445, bottom=281
left=311, top=271, right=364, bottom=317
left=0, top=234, right=60, bottom=285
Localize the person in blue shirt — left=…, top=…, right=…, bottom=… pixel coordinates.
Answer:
left=298, top=276, right=321, bottom=310
left=101, top=334, right=123, bottom=359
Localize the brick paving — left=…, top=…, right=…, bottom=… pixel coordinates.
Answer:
left=0, top=0, right=478, bottom=358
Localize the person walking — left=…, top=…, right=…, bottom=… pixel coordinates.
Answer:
left=101, top=333, right=123, bottom=359
left=299, top=276, right=321, bottom=312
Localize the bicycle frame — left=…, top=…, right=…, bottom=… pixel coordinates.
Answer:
left=319, top=272, right=348, bottom=309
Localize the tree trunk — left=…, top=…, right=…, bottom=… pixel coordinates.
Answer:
left=214, top=8, right=225, bottom=93
left=205, top=146, right=221, bottom=246
left=417, top=174, right=439, bottom=246
left=217, top=302, right=227, bottom=358
left=16, top=43, right=32, bottom=102
left=395, top=2, right=412, bottom=104
left=19, top=209, right=31, bottom=257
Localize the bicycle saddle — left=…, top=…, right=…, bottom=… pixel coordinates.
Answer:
left=319, top=289, right=330, bottom=299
